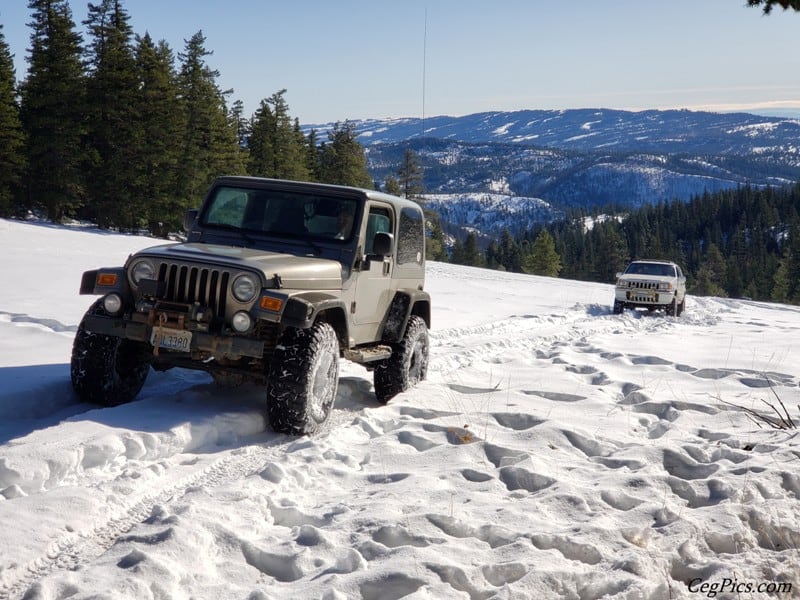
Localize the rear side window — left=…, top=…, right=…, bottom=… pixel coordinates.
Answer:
left=397, top=206, right=424, bottom=265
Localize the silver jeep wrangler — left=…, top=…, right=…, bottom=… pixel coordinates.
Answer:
left=71, top=177, right=431, bottom=434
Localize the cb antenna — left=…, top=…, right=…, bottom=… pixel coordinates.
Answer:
left=421, top=7, right=427, bottom=139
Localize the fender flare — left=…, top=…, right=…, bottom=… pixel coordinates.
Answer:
left=279, top=292, right=350, bottom=345
left=380, top=290, right=431, bottom=343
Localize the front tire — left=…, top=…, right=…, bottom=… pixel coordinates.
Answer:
left=266, top=322, right=340, bottom=435
left=612, top=301, right=624, bottom=315
left=666, top=298, right=677, bottom=316
left=70, top=300, right=152, bottom=406
left=374, top=315, right=429, bottom=404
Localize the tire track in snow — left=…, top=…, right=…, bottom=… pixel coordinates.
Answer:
left=0, top=438, right=289, bottom=600
left=429, top=301, right=704, bottom=375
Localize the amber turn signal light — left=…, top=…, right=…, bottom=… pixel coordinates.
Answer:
left=260, top=296, right=283, bottom=312
left=96, top=273, right=118, bottom=286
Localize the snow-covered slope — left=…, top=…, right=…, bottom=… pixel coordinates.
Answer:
left=1, top=218, right=799, bottom=599
left=322, top=109, right=800, bottom=216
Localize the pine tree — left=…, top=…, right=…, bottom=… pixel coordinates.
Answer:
left=593, top=223, right=628, bottom=282
left=692, top=243, right=728, bottom=297
left=247, top=98, right=277, bottom=177
left=498, top=228, right=522, bottom=272
left=247, top=90, right=308, bottom=180
left=0, top=24, right=26, bottom=216
left=132, top=33, right=184, bottom=236
left=397, top=148, right=424, bottom=199
left=304, top=129, right=322, bottom=181
left=318, top=121, right=372, bottom=187
left=83, top=0, right=140, bottom=230
left=174, top=31, right=243, bottom=216
left=523, top=230, right=561, bottom=276
left=772, top=254, right=790, bottom=302
left=230, top=98, right=249, bottom=150
left=384, top=175, right=401, bottom=196
left=424, top=209, right=448, bottom=262
left=19, top=0, right=86, bottom=221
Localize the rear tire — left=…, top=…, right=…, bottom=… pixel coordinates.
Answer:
left=677, top=298, right=685, bottom=316
left=266, top=322, right=339, bottom=435
left=374, top=315, right=429, bottom=404
left=70, top=300, right=152, bottom=406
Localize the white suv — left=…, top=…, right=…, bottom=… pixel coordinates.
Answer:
left=613, top=260, right=686, bottom=316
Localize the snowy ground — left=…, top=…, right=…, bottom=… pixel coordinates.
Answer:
left=1, top=218, right=799, bottom=600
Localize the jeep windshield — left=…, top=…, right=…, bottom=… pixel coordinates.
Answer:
left=625, top=262, right=676, bottom=277
left=201, top=185, right=359, bottom=242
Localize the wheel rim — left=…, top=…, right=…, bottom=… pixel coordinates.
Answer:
left=407, top=336, right=428, bottom=384
left=308, top=348, right=337, bottom=423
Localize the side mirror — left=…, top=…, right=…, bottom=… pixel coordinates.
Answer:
left=615, top=272, right=623, bottom=279
left=372, top=231, right=394, bottom=257
left=183, top=209, right=198, bottom=233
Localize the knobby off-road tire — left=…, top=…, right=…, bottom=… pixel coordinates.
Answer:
left=666, top=298, right=678, bottom=317
left=266, top=322, right=339, bottom=435
left=373, top=315, right=429, bottom=404
left=70, top=300, right=152, bottom=406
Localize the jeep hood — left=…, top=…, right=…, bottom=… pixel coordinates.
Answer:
left=135, top=243, right=343, bottom=290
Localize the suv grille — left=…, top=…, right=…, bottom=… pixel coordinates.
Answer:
left=628, top=280, right=658, bottom=290
left=157, top=262, right=231, bottom=319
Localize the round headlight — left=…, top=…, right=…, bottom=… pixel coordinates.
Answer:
left=232, top=274, right=258, bottom=302
left=231, top=311, right=252, bottom=332
left=103, top=293, right=123, bottom=315
left=130, top=259, right=155, bottom=284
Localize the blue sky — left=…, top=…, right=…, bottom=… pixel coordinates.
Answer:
left=2, top=1, right=799, bottom=124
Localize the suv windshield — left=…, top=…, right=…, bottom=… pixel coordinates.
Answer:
left=625, top=262, right=676, bottom=277
left=202, top=186, right=359, bottom=241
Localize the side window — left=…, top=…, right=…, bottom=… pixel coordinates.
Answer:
left=397, top=206, right=424, bottom=265
left=365, top=206, right=392, bottom=254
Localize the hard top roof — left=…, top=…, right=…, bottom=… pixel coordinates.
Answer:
left=211, top=176, right=422, bottom=212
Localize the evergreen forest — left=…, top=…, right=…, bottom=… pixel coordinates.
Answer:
left=449, top=183, right=800, bottom=305
left=0, top=1, right=372, bottom=234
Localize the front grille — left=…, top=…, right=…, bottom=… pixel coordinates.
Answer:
left=628, top=280, right=658, bottom=290
left=157, top=262, right=231, bottom=319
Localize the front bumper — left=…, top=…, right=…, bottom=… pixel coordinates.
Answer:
left=614, top=289, right=676, bottom=306
left=83, top=314, right=265, bottom=359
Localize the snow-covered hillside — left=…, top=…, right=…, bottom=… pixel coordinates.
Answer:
left=1, top=218, right=799, bottom=599
left=339, top=109, right=800, bottom=220
left=422, top=191, right=560, bottom=239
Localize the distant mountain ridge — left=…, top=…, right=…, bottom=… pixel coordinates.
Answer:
left=305, top=108, right=800, bottom=240
left=308, top=108, right=800, bottom=154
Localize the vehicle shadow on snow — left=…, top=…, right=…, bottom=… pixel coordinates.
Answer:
left=0, top=363, right=93, bottom=444
left=0, top=363, right=381, bottom=445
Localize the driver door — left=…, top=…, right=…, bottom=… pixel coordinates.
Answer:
left=351, top=203, right=395, bottom=340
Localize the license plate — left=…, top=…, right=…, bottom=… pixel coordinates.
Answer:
left=629, top=290, right=655, bottom=299
left=151, top=327, right=192, bottom=352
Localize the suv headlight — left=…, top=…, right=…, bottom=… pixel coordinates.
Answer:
left=232, top=273, right=258, bottom=302
left=130, top=259, right=155, bottom=284
left=658, top=282, right=674, bottom=291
